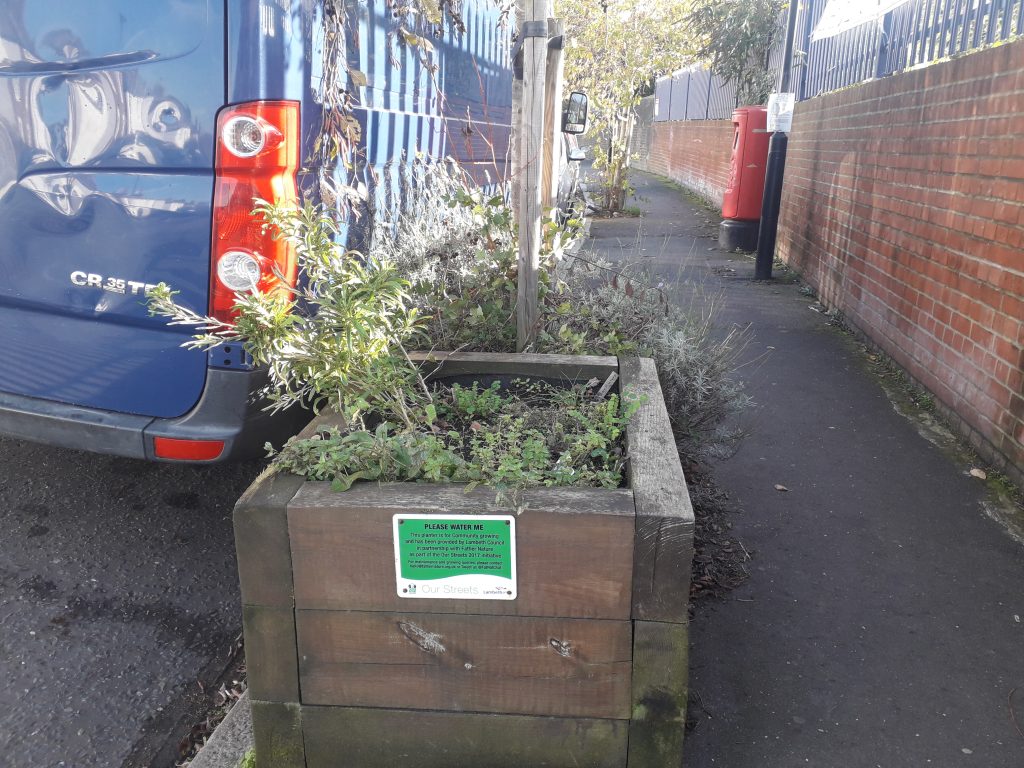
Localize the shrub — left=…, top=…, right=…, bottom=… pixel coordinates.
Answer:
left=149, top=196, right=641, bottom=506
left=540, top=254, right=751, bottom=459
left=373, top=158, right=575, bottom=352
left=373, top=160, right=750, bottom=460
left=150, top=158, right=747, bottom=494
left=148, top=201, right=427, bottom=430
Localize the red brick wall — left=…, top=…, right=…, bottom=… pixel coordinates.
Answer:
left=637, top=119, right=734, bottom=208
left=777, top=39, right=1024, bottom=476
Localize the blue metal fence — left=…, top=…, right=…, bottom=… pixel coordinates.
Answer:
left=654, top=0, right=1024, bottom=121
left=654, top=66, right=739, bottom=121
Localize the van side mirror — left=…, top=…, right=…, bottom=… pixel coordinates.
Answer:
left=562, top=92, right=588, bottom=135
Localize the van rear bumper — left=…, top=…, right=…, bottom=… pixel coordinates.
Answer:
left=0, top=369, right=309, bottom=462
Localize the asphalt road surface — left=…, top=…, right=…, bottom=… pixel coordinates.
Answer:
left=0, top=436, right=264, bottom=767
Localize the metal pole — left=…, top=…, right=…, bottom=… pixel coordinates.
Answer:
left=754, top=0, right=800, bottom=280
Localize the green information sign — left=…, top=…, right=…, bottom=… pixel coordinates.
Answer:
left=393, top=514, right=517, bottom=600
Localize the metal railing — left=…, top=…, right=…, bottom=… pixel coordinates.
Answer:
left=654, top=0, right=1024, bottom=121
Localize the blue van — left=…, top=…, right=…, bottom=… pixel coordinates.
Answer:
left=0, top=0, right=512, bottom=461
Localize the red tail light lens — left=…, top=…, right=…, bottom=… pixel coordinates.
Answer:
left=153, top=437, right=225, bottom=461
left=211, top=101, right=300, bottom=322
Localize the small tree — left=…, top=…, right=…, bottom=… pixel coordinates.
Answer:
left=556, top=0, right=695, bottom=213
left=687, top=0, right=786, bottom=107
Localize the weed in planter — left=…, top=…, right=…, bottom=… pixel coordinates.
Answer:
left=273, top=378, right=642, bottom=504
left=447, top=382, right=506, bottom=420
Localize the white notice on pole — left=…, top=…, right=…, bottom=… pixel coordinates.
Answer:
left=767, top=92, right=796, bottom=132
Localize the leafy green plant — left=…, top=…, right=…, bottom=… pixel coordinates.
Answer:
left=374, top=161, right=576, bottom=353
left=150, top=197, right=644, bottom=503
left=687, top=0, right=786, bottom=106
left=152, top=155, right=745, bottom=496
left=374, top=160, right=751, bottom=460
left=148, top=201, right=428, bottom=430
left=539, top=252, right=751, bottom=458
left=274, top=422, right=466, bottom=490
left=273, top=379, right=643, bottom=503
left=446, top=382, right=507, bottom=420
left=557, top=0, right=696, bottom=212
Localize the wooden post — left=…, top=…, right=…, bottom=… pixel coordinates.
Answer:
left=509, top=1, right=525, bottom=221
left=516, top=0, right=551, bottom=352
left=541, top=19, right=565, bottom=210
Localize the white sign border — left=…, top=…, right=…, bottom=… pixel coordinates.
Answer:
left=393, top=514, right=518, bottom=600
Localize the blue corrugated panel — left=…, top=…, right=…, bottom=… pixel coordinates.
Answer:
left=668, top=73, right=690, bottom=121
left=654, top=76, right=673, bottom=121
left=708, top=70, right=737, bottom=116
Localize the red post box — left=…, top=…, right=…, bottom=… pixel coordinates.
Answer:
left=719, top=106, right=770, bottom=252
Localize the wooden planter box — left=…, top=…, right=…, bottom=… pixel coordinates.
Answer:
left=235, top=353, right=694, bottom=768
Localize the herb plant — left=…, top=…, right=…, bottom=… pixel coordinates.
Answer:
left=375, top=161, right=750, bottom=460
left=148, top=201, right=428, bottom=430
left=273, top=379, right=642, bottom=498
left=149, top=197, right=644, bottom=503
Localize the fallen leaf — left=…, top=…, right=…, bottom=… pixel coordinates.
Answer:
left=774, top=484, right=789, bottom=492
left=969, top=468, right=987, bottom=480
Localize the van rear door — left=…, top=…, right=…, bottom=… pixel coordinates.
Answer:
left=0, top=1, right=223, bottom=419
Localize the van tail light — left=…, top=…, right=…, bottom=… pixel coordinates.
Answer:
left=211, top=101, right=300, bottom=323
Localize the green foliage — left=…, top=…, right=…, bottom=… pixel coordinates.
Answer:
left=148, top=201, right=427, bottom=429
left=377, top=163, right=750, bottom=459
left=239, top=749, right=257, bottom=768
left=417, top=188, right=521, bottom=351
left=538, top=254, right=751, bottom=458
left=152, top=156, right=747, bottom=496
left=687, top=0, right=786, bottom=105
left=150, top=193, right=644, bottom=501
left=447, top=382, right=507, bottom=420
left=274, top=379, right=644, bottom=503
left=556, top=0, right=695, bottom=211
left=273, top=422, right=466, bottom=490
left=375, top=160, right=576, bottom=352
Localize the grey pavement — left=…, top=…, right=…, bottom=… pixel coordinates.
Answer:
left=589, top=172, right=1024, bottom=768
left=0, top=438, right=262, bottom=767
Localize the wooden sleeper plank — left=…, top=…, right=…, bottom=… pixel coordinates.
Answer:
left=620, top=357, right=695, bottom=624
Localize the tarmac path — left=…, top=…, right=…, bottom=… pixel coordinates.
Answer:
left=589, top=172, right=1024, bottom=768
left=0, top=438, right=262, bottom=767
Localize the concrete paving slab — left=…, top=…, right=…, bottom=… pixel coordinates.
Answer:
left=187, top=692, right=252, bottom=768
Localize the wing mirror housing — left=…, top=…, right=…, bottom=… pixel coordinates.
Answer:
left=562, top=91, right=588, bottom=135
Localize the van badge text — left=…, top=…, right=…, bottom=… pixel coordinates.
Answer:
left=70, top=271, right=157, bottom=296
